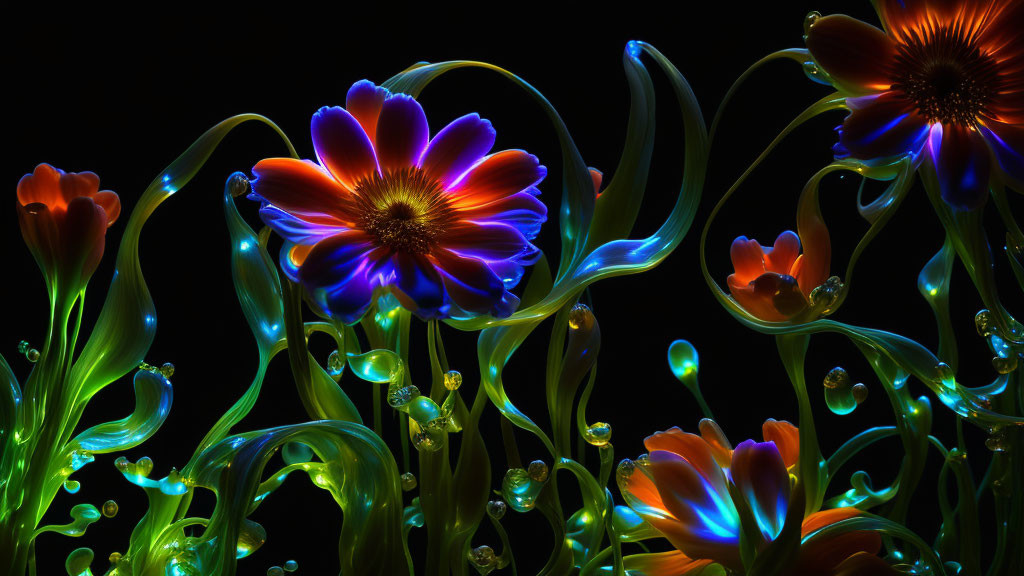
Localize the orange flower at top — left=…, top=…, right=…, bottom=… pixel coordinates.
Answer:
left=727, top=230, right=828, bottom=322
left=618, top=419, right=898, bottom=576
left=17, top=163, right=121, bottom=295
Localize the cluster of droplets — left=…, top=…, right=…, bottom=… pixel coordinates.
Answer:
left=467, top=545, right=498, bottom=575
left=977, top=309, right=1022, bottom=375
left=17, top=340, right=39, bottom=363
left=501, top=460, right=549, bottom=513
left=822, top=367, right=868, bottom=415
left=138, top=360, right=176, bottom=379
left=809, top=276, right=844, bottom=315
left=266, top=559, right=299, bottom=576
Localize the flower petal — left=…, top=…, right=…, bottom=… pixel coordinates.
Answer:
left=979, top=120, right=1024, bottom=187
left=250, top=158, right=357, bottom=224
left=928, top=123, right=991, bottom=210
left=799, top=508, right=884, bottom=575
left=729, top=440, right=791, bottom=543
left=420, top=113, right=496, bottom=187
left=761, top=419, right=799, bottom=469
left=485, top=258, right=526, bottom=289
left=431, top=248, right=507, bottom=315
left=448, top=150, right=547, bottom=205
left=729, top=236, right=766, bottom=284
left=391, top=251, right=447, bottom=319
left=259, top=204, right=346, bottom=245
left=648, top=450, right=741, bottom=569
left=345, top=80, right=389, bottom=143
left=62, top=196, right=108, bottom=285
left=837, top=92, right=929, bottom=161
left=311, top=106, right=379, bottom=190
left=375, top=94, right=429, bottom=172
left=622, top=550, right=716, bottom=576
left=59, top=170, right=100, bottom=206
left=805, top=14, right=896, bottom=94
left=17, top=163, right=63, bottom=208
left=698, top=419, right=733, bottom=468
left=93, top=191, right=120, bottom=227
left=441, top=221, right=534, bottom=262
left=297, top=230, right=377, bottom=323
left=644, top=428, right=730, bottom=498
left=763, top=231, right=801, bottom=276
left=456, top=191, right=548, bottom=239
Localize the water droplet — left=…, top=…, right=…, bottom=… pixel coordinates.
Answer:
left=108, top=551, right=122, bottom=564
left=935, top=362, right=956, bottom=390
left=976, top=309, right=996, bottom=336
left=502, top=468, right=542, bottom=512
left=443, top=370, right=463, bottom=391
left=160, top=362, right=175, bottom=379
left=809, top=276, right=843, bottom=312
left=65, top=548, right=94, bottom=576
left=823, top=367, right=857, bottom=415
left=852, top=383, right=869, bottom=404
left=467, top=545, right=497, bottom=575
left=804, top=10, right=821, bottom=34
left=985, top=427, right=1008, bottom=452
left=635, top=454, right=650, bottom=468
left=136, top=457, right=154, bottom=477
left=283, top=560, right=298, bottom=572
left=228, top=172, right=252, bottom=198
left=327, top=350, right=344, bottom=378
left=616, top=459, right=635, bottom=480
left=668, top=340, right=699, bottom=381
left=412, top=431, right=438, bottom=452
left=387, top=385, right=420, bottom=409
left=63, top=480, right=81, bottom=494
left=401, top=472, right=418, bottom=491
left=114, top=457, right=130, bottom=472
left=568, top=303, right=593, bottom=331
left=267, top=567, right=285, bottom=576
left=528, top=459, right=549, bottom=482
left=992, top=355, right=1018, bottom=374
left=17, top=340, right=29, bottom=354
left=486, top=500, right=506, bottom=520
left=236, top=518, right=267, bottom=559
left=583, top=422, right=612, bottom=447
left=102, top=500, right=118, bottom=518
left=26, top=349, right=39, bottom=363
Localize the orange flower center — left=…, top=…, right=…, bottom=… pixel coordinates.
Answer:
left=891, top=27, right=1000, bottom=126
left=353, top=168, right=455, bottom=254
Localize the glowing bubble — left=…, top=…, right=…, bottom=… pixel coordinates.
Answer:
left=823, top=367, right=857, bottom=415
left=228, top=172, right=252, bottom=197
left=26, top=348, right=40, bottom=363
left=583, top=422, right=612, bottom=447
left=400, top=472, right=418, bottom=491
left=236, top=518, right=267, bottom=559
left=387, top=385, right=420, bottom=409
left=617, top=459, right=636, bottom=481
left=63, top=480, right=81, bottom=494
left=283, top=560, right=298, bottom=572
left=101, top=500, right=118, bottom=518
left=985, top=427, right=1007, bottom=452
left=809, top=276, right=843, bottom=311
left=17, top=340, right=29, bottom=354
left=65, top=548, right=94, bottom=576
left=267, top=567, right=285, bottom=576
left=667, top=340, right=699, bottom=381
left=975, top=309, right=996, bottom=336
left=992, top=355, right=1018, bottom=374
left=803, top=10, right=821, bottom=34
left=159, top=362, right=175, bottom=379
left=527, top=460, right=549, bottom=482
left=486, top=500, right=507, bottom=520
left=327, top=350, right=344, bottom=378
left=567, top=303, right=594, bottom=331
left=467, top=545, right=497, bottom=575
left=443, top=370, right=463, bottom=391
left=136, top=457, right=154, bottom=477
left=347, top=349, right=403, bottom=384
left=934, top=362, right=956, bottom=390
left=851, top=383, right=869, bottom=404
left=406, top=396, right=441, bottom=423
left=502, top=468, right=543, bottom=512
left=108, top=551, right=122, bottom=564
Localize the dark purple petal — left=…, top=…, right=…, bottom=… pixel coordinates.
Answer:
left=419, top=113, right=496, bottom=187
left=259, top=204, right=346, bottom=245
left=375, top=94, right=429, bottom=172
left=346, top=80, right=390, bottom=143
left=441, top=221, right=532, bottom=262
left=837, top=92, right=929, bottom=162
left=728, top=440, right=791, bottom=544
left=392, top=251, right=447, bottom=319
left=432, top=249, right=506, bottom=315
left=457, top=191, right=548, bottom=239
left=980, top=120, right=1024, bottom=187
left=927, top=123, right=991, bottom=210
left=298, top=230, right=376, bottom=322
left=311, top=106, right=379, bottom=190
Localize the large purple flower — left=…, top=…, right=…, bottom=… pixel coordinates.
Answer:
left=250, top=80, right=548, bottom=323
left=805, top=0, right=1024, bottom=210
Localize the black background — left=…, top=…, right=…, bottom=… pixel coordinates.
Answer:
left=4, top=4, right=1021, bottom=575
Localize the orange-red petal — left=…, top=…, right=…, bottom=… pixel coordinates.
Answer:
left=805, top=14, right=896, bottom=95
left=762, top=419, right=800, bottom=469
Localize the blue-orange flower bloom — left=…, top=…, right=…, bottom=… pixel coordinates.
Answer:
left=727, top=230, right=829, bottom=322
left=619, top=419, right=895, bottom=575
left=17, top=163, right=121, bottom=296
left=250, top=80, right=547, bottom=322
left=805, top=0, right=1024, bottom=210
